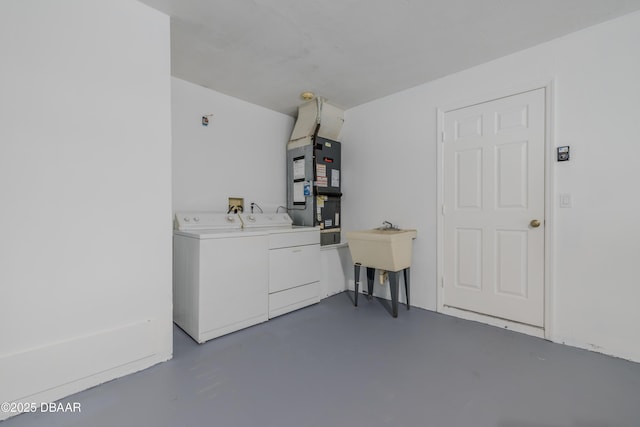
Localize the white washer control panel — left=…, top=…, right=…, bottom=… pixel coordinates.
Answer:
left=238, top=213, right=293, bottom=228
left=175, top=212, right=242, bottom=230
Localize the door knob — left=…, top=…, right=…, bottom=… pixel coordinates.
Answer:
left=530, top=219, right=541, bottom=228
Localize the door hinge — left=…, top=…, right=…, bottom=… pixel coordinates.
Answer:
left=441, top=205, right=446, bottom=215
left=441, top=131, right=445, bottom=142
left=441, top=277, right=444, bottom=288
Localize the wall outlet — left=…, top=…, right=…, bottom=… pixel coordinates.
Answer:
left=228, top=197, right=244, bottom=213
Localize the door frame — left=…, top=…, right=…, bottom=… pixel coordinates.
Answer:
left=436, top=80, right=555, bottom=340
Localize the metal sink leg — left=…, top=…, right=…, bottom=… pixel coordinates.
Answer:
left=389, top=271, right=399, bottom=317
left=366, top=267, right=375, bottom=300
left=404, top=267, right=410, bottom=310
left=354, top=263, right=361, bottom=306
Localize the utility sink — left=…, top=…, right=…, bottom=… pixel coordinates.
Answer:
left=346, top=228, right=417, bottom=272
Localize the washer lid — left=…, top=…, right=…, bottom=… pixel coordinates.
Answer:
left=238, top=213, right=293, bottom=228
left=174, top=212, right=242, bottom=230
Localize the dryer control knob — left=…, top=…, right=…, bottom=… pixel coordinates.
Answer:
left=194, top=217, right=200, bottom=222
left=184, top=217, right=190, bottom=222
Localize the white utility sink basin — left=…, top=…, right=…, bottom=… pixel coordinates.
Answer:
left=346, top=229, right=417, bottom=272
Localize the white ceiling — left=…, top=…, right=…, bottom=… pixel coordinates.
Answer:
left=140, top=0, right=640, bottom=116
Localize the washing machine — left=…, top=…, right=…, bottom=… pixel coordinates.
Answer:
left=238, top=213, right=321, bottom=318
left=173, top=212, right=269, bottom=343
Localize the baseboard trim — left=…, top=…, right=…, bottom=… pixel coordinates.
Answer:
left=441, top=305, right=545, bottom=339
left=0, top=319, right=170, bottom=421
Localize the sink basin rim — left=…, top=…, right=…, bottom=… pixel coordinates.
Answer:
left=346, top=228, right=417, bottom=240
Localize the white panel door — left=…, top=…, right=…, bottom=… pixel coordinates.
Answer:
left=443, top=89, right=545, bottom=327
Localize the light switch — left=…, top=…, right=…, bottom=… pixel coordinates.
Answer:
left=559, top=193, right=572, bottom=208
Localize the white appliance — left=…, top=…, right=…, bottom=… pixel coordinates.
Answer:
left=173, top=212, right=269, bottom=343
left=238, top=213, right=321, bottom=319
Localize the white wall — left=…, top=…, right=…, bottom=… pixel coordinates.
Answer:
left=172, top=77, right=294, bottom=213
left=0, top=1, right=172, bottom=419
left=341, top=11, right=640, bottom=362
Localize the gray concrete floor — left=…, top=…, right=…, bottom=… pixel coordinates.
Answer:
left=4, top=292, right=640, bottom=427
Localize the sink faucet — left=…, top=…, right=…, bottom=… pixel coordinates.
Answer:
left=382, top=221, right=398, bottom=230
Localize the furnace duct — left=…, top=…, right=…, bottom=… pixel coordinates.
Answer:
left=288, top=97, right=344, bottom=149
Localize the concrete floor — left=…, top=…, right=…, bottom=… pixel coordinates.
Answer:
left=4, top=292, right=640, bottom=427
